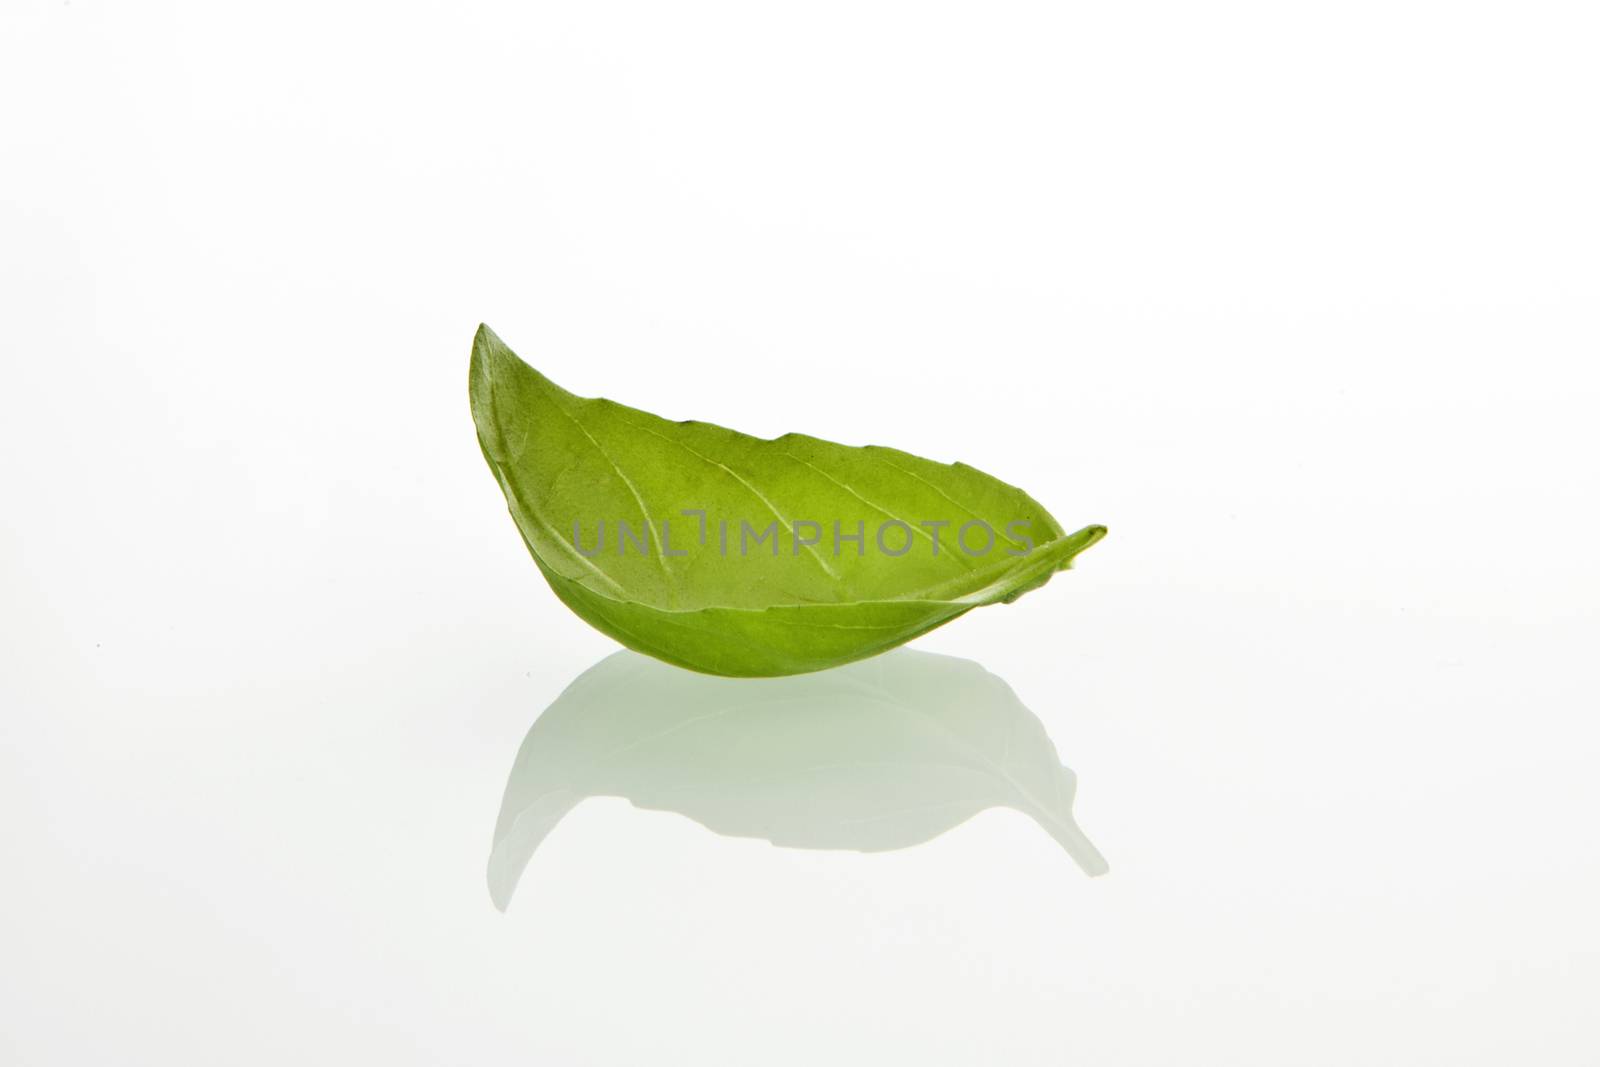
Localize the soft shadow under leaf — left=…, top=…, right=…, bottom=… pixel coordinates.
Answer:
left=489, top=648, right=1106, bottom=910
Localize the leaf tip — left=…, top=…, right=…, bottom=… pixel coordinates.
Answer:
left=470, top=322, right=529, bottom=396
left=469, top=325, right=495, bottom=409
left=1057, top=524, right=1108, bottom=571
left=472, top=323, right=508, bottom=368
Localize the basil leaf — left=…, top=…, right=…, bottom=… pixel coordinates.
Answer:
left=489, top=648, right=1106, bottom=909
left=470, top=325, right=1104, bottom=676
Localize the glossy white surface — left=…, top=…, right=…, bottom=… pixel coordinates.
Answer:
left=4, top=1, right=1597, bottom=1063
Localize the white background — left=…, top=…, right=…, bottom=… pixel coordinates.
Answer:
left=3, top=1, right=1597, bottom=1063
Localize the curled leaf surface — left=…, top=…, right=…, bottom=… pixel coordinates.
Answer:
left=470, top=325, right=1104, bottom=676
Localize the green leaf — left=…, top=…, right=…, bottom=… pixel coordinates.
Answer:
left=489, top=648, right=1106, bottom=910
left=469, top=324, right=1105, bottom=676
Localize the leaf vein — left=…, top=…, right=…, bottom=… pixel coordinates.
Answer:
left=549, top=400, right=672, bottom=583
left=778, top=449, right=976, bottom=573
left=611, top=414, right=842, bottom=581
